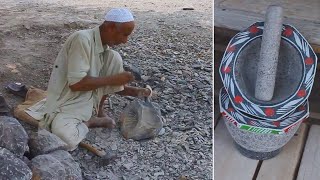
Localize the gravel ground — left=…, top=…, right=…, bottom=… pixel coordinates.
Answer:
left=0, top=0, right=212, bottom=179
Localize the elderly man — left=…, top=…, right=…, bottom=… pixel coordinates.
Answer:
left=24, top=8, right=151, bottom=150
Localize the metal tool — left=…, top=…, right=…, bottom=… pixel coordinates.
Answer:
left=123, top=64, right=142, bottom=81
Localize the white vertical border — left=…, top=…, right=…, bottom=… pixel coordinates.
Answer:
left=212, top=0, right=215, bottom=179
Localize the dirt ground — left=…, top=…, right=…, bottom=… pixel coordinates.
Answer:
left=0, top=0, right=212, bottom=105
left=0, top=0, right=212, bottom=179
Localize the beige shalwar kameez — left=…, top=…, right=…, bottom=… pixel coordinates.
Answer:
left=25, top=26, right=124, bottom=150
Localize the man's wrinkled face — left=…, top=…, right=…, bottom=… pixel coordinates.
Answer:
left=110, top=21, right=135, bottom=46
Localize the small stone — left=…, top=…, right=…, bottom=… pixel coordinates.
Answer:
left=178, top=175, right=189, bottom=180
left=188, top=85, right=194, bottom=90
left=165, top=127, right=173, bottom=133
left=0, top=116, right=29, bottom=157
left=192, top=64, right=203, bottom=69
left=155, top=151, right=165, bottom=158
left=23, top=24, right=31, bottom=30
left=64, top=21, right=78, bottom=29
left=132, top=155, right=138, bottom=160
left=141, top=75, right=150, bottom=81
left=107, top=171, right=120, bottom=179
left=204, top=68, right=211, bottom=72
left=0, top=147, right=32, bottom=179
left=111, top=144, right=117, bottom=151
left=183, top=70, right=192, bottom=76
left=84, top=154, right=92, bottom=160
left=161, top=117, right=167, bottom=125
left=97, top=151, right=118, bottom=166
left=160, top=76, right=166, bottom=81
left=173, top=164, right=179, bottom=169
left=172, top=132, right=180, bottom=137
left=158, top=128, right=165, bottom=136
left=98, top=170, right=107, bottom=177
left=123, top=162, right=133, bottom=170
left=83, top=173, right=95, bottom=180
left=165, top=105, right=175, bottom=112
left=177, top=70, right=183, bottom=75
left=154, top=171, right=164, bottom=178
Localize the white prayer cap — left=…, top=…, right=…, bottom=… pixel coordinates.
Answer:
left=104, top=8, right=134, bottom=23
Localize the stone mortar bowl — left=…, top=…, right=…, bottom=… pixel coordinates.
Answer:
left=224, top=117, right=302, bottom=160
left=219, top=22, right=317, bottom=121
left=219, top=22, right=316, bottom=160
left=219, top=88, right=309, bottom=160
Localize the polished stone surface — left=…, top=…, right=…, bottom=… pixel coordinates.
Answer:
left=235, top=39, right=303, bottom=106
left=224, top=117, right=301, bottom=154
left=255, top=5, right=284, bottom=101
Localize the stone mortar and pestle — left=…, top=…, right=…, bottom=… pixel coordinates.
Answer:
left=219, top=5, right=317, bottom=160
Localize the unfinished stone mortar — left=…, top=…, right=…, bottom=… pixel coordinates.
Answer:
left=120, top=98, right=163, bottom=140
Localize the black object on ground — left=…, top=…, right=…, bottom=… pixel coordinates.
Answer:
left=5, top=82, right=28, bottom=98
left=182, top=8, right=194, bottom=10
left=0, top=94, right=11, bottom=116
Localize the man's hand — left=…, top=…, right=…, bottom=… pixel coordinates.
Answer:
left=139, top=88, right=152, bottom=97
left=116, top=85, right=153, bottom=97
left=139, top=85, right=152, bottom=97
left=107, top=71, right=135, bottom=86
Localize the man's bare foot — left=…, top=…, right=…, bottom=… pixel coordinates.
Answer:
left=85, top=116, right=116, bottom=129
left=97, top=110, right=108, bottom=118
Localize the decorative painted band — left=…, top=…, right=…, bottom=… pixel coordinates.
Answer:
left=223, top=111, right=307, bottom=135
left=219, top=88, right=309, bottom=129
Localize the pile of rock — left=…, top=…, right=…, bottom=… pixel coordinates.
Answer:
left=0, top=116, right=82, bottom=179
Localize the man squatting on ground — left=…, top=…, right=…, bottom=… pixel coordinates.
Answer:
left=24, top=8, right=152, bottom=151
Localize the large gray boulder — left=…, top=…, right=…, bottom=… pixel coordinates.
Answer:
left=21, top=156, right=31, bottom=168
left=31, top=150, right=82, bottom=180
left=28, top=129, right=68, bottom=157
left=31, top=154, right=66, bottom=180
left=0, top=147, right=32, bottom=180
left=49, top=150, right=82, bottom=180
left=0, top=116, right=29, bottom=157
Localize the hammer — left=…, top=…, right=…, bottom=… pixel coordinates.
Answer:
left=123, top=64, right=142, bottom=81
